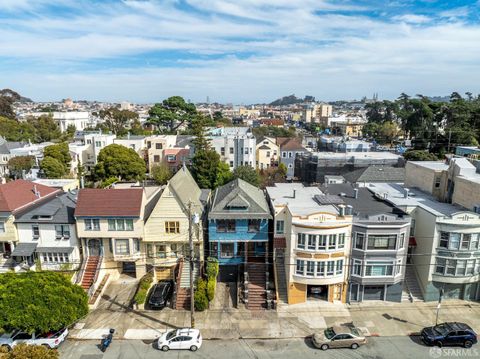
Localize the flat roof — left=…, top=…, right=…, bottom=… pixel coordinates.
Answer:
left=309, top=151, right=401, bottom=160
left=266, top=183, right=339, bottom=216
left=408, top=161, right=448, bottom=171
left=366, top=182, right=466, bottom=217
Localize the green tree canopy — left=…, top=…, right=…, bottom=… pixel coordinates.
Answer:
left=0, top=116, right=35, bottom=142
left=99, top=107, right=139, bottom=135
left=252, top=126, right=296, bottom=140
left=40, top=157, right=66, bottom=178
left=148, top=96, right=197, bottom=133
left=0, top=89, right=20, bottom=119
left=403, top=150, right=439, bottom=161
left=27, top=115, right=61, bottom=143
left=7, top=156, right=35, bottom=179
left=0, top=344, right=59, bottom=359
left=232, top=165, right=260, bottom=187
left=0, top=272, right=88, bottom=333
left=214, top=161, right=233, bottom=188
left=44, top=142, right=71, bottom=171
left=94, top=144, right=146, bottom=181
left=259, top=163, right=287, bottom=188
left=151, top=163, right=173, bottom=185
left=191, top=149, right=221, bottom=189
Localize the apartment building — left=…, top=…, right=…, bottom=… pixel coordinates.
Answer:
left=14, top=191, right=81, bottom=271
left=405, top=157, right=480, bottom=212
left=267, top=183, right=353, bottom=304
left=277, top=137, right=305, bottom=179
left=255, top=136, right=279, bottom=170
left=207, top=127, right=256, bottom=170
left=323, top=184, right=411, bottom=302
left=368, top=183, right=480, bottom=302
left=75, top=185, right=161, bottom=283
left=69, top=130, right=116, bottom=172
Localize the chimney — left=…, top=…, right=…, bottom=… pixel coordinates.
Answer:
left=293, top=189, right=296, bottom=198
left=353, top=188, right=358, bottom=199
left=404, top=188, right=409, bottom=199
left=80, top=176, right=85, bottom=189
left=346, top=205, right=353, bottom=215
left=33, top=185, right=40, bottom=198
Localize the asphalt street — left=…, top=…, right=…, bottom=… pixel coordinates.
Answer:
left=58, top=336, right=480, bottom=359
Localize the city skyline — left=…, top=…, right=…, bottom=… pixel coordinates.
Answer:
left=1, top=0, right=480, bottom=103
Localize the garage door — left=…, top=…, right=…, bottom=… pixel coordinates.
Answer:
left=363, top=286, right=385, bottom=300
left=218, top=265, right=238, bottom=283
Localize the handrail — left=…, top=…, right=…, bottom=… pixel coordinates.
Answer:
left=75, top=257, right=87, bottom=284
left=87, top=255, right=103, bottom=297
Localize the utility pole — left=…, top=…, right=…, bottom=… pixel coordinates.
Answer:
left=188, top=200, right=195, bottom=328
left=435, top=287, right=444, bottom=325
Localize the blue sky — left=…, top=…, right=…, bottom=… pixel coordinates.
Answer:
left=0, top=0, right=479, bottom=103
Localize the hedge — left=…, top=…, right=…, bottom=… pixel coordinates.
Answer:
left=134, top=272, right=153, bottom=305
left=194, top=278, right=208, bottom=311
left=207, top=278, right=216, bottom=301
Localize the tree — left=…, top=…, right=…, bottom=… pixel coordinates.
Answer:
left=0, top=272, right=88, bottom=333
left=61, top=124, right=77, bottom=142
left=94, top=144, right=146, bottom=181
left=259, top=163, right=287, bottom=188
left=191, top=149, right=221, bottom=189
left=99, top=107, right=138, bottom=135
left=232, top=165, right=260, bottom=187
left=44, top=143, right=71, bottom=171
left=0, top=344, right=59, bottom=359
left=379, top=121, right=399, bottom=145
left=151, top=163, right=173, bottom=185
left=0, top=89, right=20, bottom=119
left=403, top=150, right=439, bottom=161
left=40, top=157, right=66, bottom=178
left=27, top=115, right=61, bottom=142
left=214, top=162, right=233, bottom=188
left=148, top=96, right=197, bottom=133
left=0, top=116, right=35, bottom=142
left=7, top=156, right=35, bottom=179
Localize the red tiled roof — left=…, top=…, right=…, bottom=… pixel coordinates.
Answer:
left=75, top=188, right=143, bottom=217
left=0, top=179, right=60, bottom=213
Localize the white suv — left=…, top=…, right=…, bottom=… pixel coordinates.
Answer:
left=157, top=328, right=202, bottom=352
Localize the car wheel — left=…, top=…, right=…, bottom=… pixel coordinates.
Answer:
left=190, top=345, right=198, bottom=352
left=435, top=341, right=443, bottom=348
left=320, top=344, right=329, bottom=350
left=161, top=345, right=169, bottom=352
left=464, top=340, right=473, bottom=348
left=351, top=343, right=359, bottom=349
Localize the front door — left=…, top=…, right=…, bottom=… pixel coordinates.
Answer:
left=333, top=284, right=342, bottom=301
left=87, top=239, right=101, bottom=256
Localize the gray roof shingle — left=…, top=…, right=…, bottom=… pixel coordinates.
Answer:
left=342, top=166, right=405, bottom=184
left=15, top=191, right=77, bottom=224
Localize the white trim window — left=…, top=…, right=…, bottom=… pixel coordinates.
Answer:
left=307, top=234, right=316, bottom=250
left=55, top=225, right=70, bottom=239
left=354, top=232, right=364, bottom=250
left=220, top=243, right=234, bottom=258
left=365, top=261, right=394, bottom=277
left=275, top=220, right=284, bottom=234
left=335, top=259, right=343, bottom=275
left=32, top=224, right=40, bottom=239
left=352, top=259, right=362, bottom=276
left=296, top=260, right=305, bottom=275
left=318, top=235, right=327, bottom=250
left=367, top=235, right=397, bottom=250
left=115, top=239, right=130, bottom=255
left=84, top=219, right=100, bottom=231
left=435, top=257, right=478, bottom=276
left=108, top=219, right=134, bottom=231
left=306, top=261, right=315, bottom=276
left=297, top=233, right=306, bottom=249
left=399, top=233, right=405, bottom=249
left=328, top=234, right=336, bottom=250
left=338, top=233, right=345, bottom=249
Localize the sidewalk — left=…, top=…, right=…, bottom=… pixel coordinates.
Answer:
left=69, top=298, right=480, bottom=340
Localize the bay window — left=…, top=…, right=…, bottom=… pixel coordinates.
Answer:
left=297, top=233, right=306, bottom=249
left=328, top=234, right=336, bottom=250
left=317, top=262, right=325, bottom=276
left=338, top=233, right=345, bottom=249
left=335, top=259, right=343, bottom=275
left=354, top=233, right=364, bottom=250
left=318, top=235, right=327, bottom=250
left=306, top=261, right=315, bottom=276
left=352, top=259, right=362, bottom=276
left=307, top=234, right=316, bottom=250
left=327, top=261, right=335, bottom=276
left=367, top=235, right=396, bottom=250
left=365, top=261, right=394, bottom=276
left=115, top=239, right=129, bottom=255
left=296, top=260, right=305, bottom=275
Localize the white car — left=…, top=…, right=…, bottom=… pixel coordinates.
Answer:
left=157, top=328, right=202, bottom=352
left=0, top=328, right=69, bottom=350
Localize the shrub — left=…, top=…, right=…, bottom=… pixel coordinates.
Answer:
left=0, top=343, right=59, bottom=359
left=207, top=278, right=216, bottom=302
left=134, top=272, right=153, bottom=305
left=194, top=279, right=208, bottom=311
left=206, top=257, right=219, bottom=279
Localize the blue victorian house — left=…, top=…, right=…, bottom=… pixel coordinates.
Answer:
left=208, top=178, right=272, bottom=309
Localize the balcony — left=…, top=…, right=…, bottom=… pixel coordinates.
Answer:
left=146, top=253, right=182, bottom=267
left=112, top=251, right=144, bottom=261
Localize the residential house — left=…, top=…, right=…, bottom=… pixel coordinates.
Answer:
left=69, top=130, right=116, bottom=172
left=145, top=135, right=177, bottom=172
left=368, top=183, right=480, bottom=302
left=114, top=135, right=147, bottom=157
left=322, top=184, right=411, bottom=302
left=208, top=179, right=272, bottom=309
left=0, top=180, right=60, bottom=269
left=267, top=183, right=353, bottom=304
left=277, top=137, right=305, bottom=179
left=341, top=166, right=406, bottom=186
left=255, top=137, right=279, bottom=170
left=0, top=137, right=25, bottom=178
left=144, top=166, right=209, bottom=308
left=74, top=185, right=161, bottom=292
left=14, top=191, right=81, bottom=271
left=208, top=127, right=256, bottom=170
left=21, top=111, right=93, bottom=132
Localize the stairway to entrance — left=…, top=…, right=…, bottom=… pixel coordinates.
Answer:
left=175, top=260, right=200, bottom=310
left=81, top=256, right=101, bottom=290
left=246, top=263, right=267, bottom=310
left=402, top=265, right=424, bottom=302
left=274, top=249, right=288, bottom=306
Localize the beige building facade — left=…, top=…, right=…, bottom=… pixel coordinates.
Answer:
left=255, top=137, right=279, bottom=170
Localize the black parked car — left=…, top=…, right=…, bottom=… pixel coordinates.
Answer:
left=147, top=280, right=174, bottom=309
left=421, top=322, right=478, bottom=348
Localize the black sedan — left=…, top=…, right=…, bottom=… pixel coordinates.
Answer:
left=421, top=322, right=477, bottom=348
left=147, top=280, right=174, bottom=309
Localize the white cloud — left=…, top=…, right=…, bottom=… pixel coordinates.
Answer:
left=0, top=1, right=479, bottom=102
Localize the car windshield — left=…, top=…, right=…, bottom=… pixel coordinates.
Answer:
left=434, top=324, right=451, bottom=336
left=350, top=328, right=361, bottom=336
left=324, top=328, right=336, bottom=339
left=166, top=330, right=176, bottom=340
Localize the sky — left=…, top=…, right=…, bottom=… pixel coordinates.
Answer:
left=0, top=0, right=480, bottom=104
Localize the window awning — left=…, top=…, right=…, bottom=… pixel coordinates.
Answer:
left=11, top=243, right=38, bottom=256
left=36, top=246, right=74, bottom=254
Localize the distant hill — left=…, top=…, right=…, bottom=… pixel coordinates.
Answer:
left=269, top=94, right=315, bottom=106
left=18, top=96, right=33, bottom=103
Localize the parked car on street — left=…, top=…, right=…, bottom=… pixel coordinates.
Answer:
left=0, top=328, right=69, bottom=350
left=147, top=280, right=174, bottom=309
left=421, top=322, right=477, bottom=348
left=156, top=328, right=202, bottom=352
left=312, top=326, right=366, bottom=350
